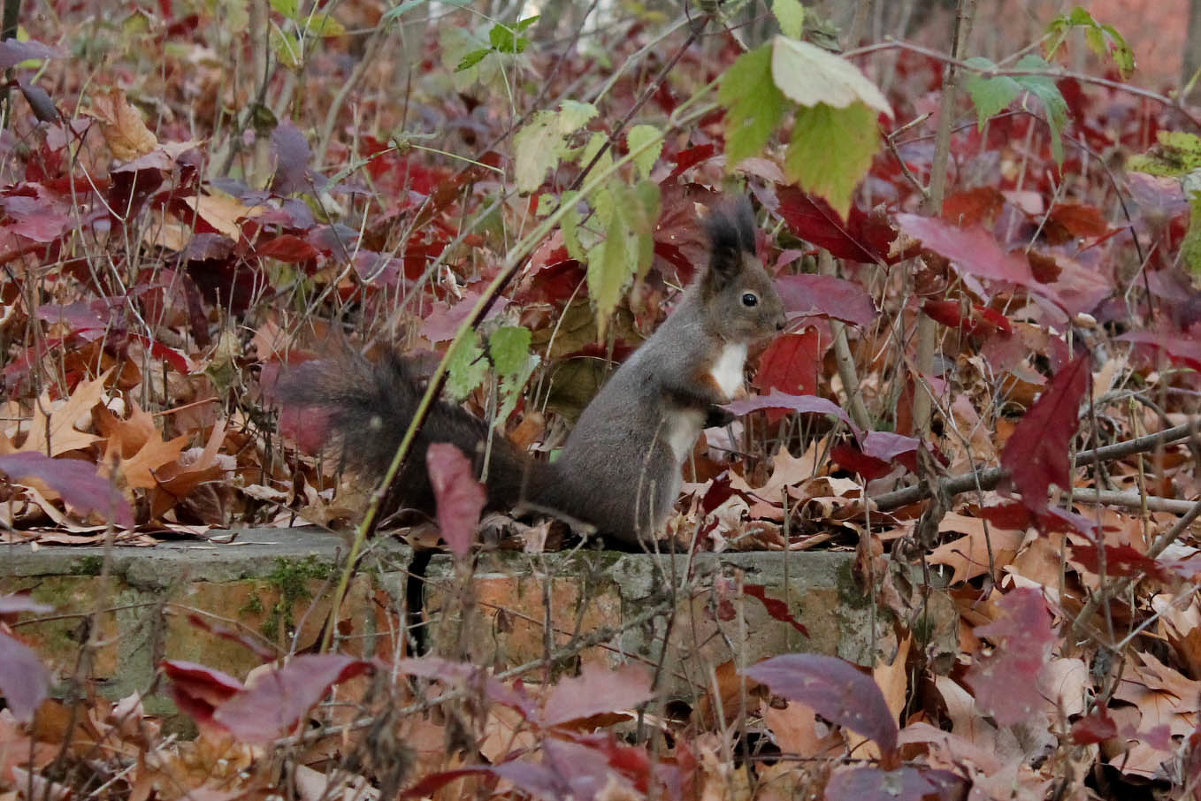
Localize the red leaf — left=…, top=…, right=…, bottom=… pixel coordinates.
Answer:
left=825, top=766, right=964, bottom=801
left=861, top=431, right=920, bottom=463
left=161, top=659, right=244, bottom=729
left=777, top=188, right=886, bottom=263
left=1046, top=203, right=1109, bottom=240
left=999, top=354, right=1091, bottom=514
left=743, top=585, right=809, bottom=637
left=752, top=330, right=826, bottom=398
left=270, top=121, right=313, bottom=194
left=776, top=274, right=877, bottom=327
left=831, top=442, right=892, bottom=480
left=0, top=630, right=50, bottom=722
left=256, top=233, right=318, bottom=262
left=725, top=390, right=857, bottom=433
left=541, top=662, right=654, bottom=728
left=743, top=654, right=899, bottom=759
left=420, top=289, right=508, bottom=343
left=213, top=655, right=371, bottom=743
left=965, top=588, right=1056, bottom=726
left=970, top=501, right=1099, bottom=535
left=1071, top=708, right=1118, bottom=745
left=897, top=214, right=1036, bottom=287
left=426, top=443, right=486, bottom=557
left=668, top=143, right=717, bottom=178
left=923, top=300, right=1012, bottom=338
left=1120, top=329, right=1201, bottom=371
left=0, top=451, right=135, bottom=529
left=941, top=186, right=1004, bottom=227
left=2, top=192, right=69, bottom=243
left=1069, top=543, right=1171, bottom=581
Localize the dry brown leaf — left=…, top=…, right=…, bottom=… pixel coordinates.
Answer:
left=116, top=433, right=189, bottom=490
left=180, top=192, right=264, bottom=239
left=83, top=87, right=158, bottom=160
left=19, top=370, right=113, bottom=457
left=761, top=699, right=843, bottom=758
left=928, top=513, right=1027, bottom=584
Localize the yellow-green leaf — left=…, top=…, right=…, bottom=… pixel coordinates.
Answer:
left=784, top=102, right=879, bottom=219
left=627, top=124, right=662, bottom=180
left=772, top=0, right=805, bottom=39
left=717, top=45, right=785, bottom=168
left=512, top=102, right=598, bottom=193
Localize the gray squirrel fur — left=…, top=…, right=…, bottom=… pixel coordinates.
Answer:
left=280, top=196, right=786, bottom=545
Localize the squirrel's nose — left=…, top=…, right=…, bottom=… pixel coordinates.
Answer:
left=775, top=314, right=787, bottom=332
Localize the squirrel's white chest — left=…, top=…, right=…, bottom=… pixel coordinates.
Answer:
left=666, top=409, right=706, bottom=462
left=710, top=342, right=748, bottom=400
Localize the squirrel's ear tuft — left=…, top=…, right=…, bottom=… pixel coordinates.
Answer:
left=705, top=196, right=756, bottom=281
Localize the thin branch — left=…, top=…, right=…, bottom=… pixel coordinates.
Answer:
left=866, top=420, right=1201, bottom=513
left=845, top=39, right=1201, bottom=132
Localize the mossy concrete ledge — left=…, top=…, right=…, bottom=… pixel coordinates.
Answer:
left=423, top=549, right=891, bottom=694
left=1, top=527, right=412, bottom=707
left=2, top=530, right=907, bottom=704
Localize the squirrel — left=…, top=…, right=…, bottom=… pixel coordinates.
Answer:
left=280, top=196, right=786, bottom=545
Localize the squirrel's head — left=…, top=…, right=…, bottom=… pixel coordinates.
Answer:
left=700, top=196, right=787, bottom=343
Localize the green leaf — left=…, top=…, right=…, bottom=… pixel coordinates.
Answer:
left=718, top=45, right=786, bottom=167
left=489, top=326, right=532, bottom=378
left=770, top=36, right=892, bottom=117
left=1101, top=24, right=1134, bottom=78
left=1045, top=6, right=1134, bottom=79
left=627, top=124, right=662, bottom=180
left=585, top=181, right=660, bottom=339
left=561, top=191, right=585, bottom=262
left=1128, top=132, right=1201, bottom=176
left=772, top=0, right=805, bottom=39
left=305, top=13, right=345, bottom=37
left=511, top=103, right=598, bottom=193
left=587, top=210, right=631, bottom=341
left=964, top=56, right=1021, bottom=128
left=489, top=21, right=528, bottom=54
left=783, top=102, right=879, bottom=219
left=446, top=336, right=488, bottom=401
left=455, top=48, right=491, bottom=72
left=515, top=15, right=539, bottom=32
left=270, top=27, right=302, bottom=70
left=1184, top=190, right=1201, bottom=274
left=1012, top=55, right=1068, bottom=164
left=495, top=354, right=539, bottom=428
left=269, top=0, right=298, bottom=19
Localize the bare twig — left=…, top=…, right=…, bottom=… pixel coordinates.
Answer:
left=867, top=420, right=1201, bottom=513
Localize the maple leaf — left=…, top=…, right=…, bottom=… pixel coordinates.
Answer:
left=1000, top=354, right=1091, bottom=514
left=83, top=87, right=158, bottom=161
left=18, top=369, right=112, bottom=457
left=115, top=434, right=189, bottom=491
left=965, top=588, right=1056, bottom=726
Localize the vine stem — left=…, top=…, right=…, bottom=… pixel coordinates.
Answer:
left=845, top=39, right=1201, bottom=132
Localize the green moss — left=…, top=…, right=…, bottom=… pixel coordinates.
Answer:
left=258, top=556, right=330, bottom=645
left=835, top=559, right=872, bottom=610
left=70, top=556, right=105, bottom=576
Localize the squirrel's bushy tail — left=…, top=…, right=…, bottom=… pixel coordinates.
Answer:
left=279, top=349, right=535, bottom=516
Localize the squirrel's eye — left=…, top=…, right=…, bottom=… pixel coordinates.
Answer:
left=741, top=292, right=759, bottom=308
